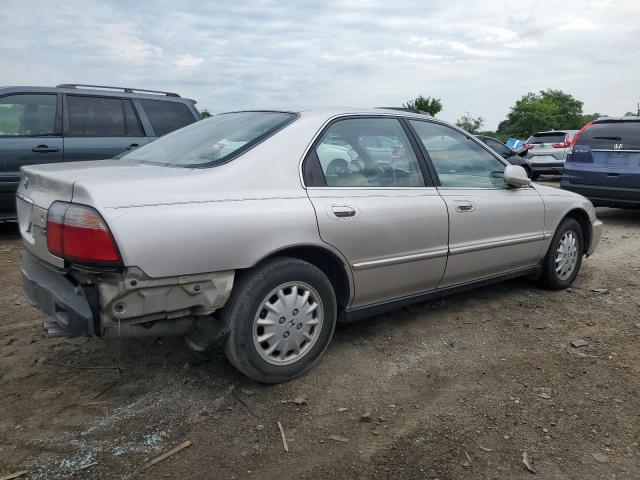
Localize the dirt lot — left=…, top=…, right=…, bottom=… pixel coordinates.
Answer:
left=1, top=195, right=639, bottom=479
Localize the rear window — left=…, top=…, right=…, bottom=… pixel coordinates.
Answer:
left=141, top=99, right=196, bottom=136
left=527, top=132, right=567, bottom=144
left=579, top=121, right=640, bottom=150
left=123, top=111, right=297, bottom=167
left=67, top=96, right=141, bottom=137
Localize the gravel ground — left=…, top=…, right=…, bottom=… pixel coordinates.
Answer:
left=1, top=190, right=639, bottom=479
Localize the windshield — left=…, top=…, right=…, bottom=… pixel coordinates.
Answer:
left=123, top=111, right=297, bottom=167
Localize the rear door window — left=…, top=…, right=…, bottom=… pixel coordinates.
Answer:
left=313, top=118, right=426, bottom=187
left=67, top=96, right=126, bottom=136
left=0, top=94, right=58, bottom=136
left=579, top=121, right=640, bottom=150
left=140, top=99, right=196, bottom=136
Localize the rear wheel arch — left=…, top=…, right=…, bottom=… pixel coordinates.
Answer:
left=246, top=245, right=352, bottom=311
left=564, top=208, right=591, bottom=253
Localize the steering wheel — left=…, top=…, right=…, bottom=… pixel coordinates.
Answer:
left=348, top=158, right=366, bottom=174
left=325, top=158, right=349, bottom=176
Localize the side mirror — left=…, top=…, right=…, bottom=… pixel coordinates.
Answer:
left=503, top=165, right=531, bottom=188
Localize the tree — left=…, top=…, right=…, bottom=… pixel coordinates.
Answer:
left=455, top=111, right=484, bottom=133
left=403, top=95, right=443, bottom=116
left=500, top=89, right=584, bottom=138
left=581, top=112, right=602, bottom=125
left=200, top=109, right=213, bottom=118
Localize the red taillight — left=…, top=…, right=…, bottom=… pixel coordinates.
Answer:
left=46, top=202, right=121, bottom=265
left=571, top=121, right=593, bottom=148
left=552, top=134, right=571, bottom=148
left=524, top=143, right=534, bottom=149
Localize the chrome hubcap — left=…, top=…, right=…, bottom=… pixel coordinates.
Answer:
left=555, top=230, right=579, bottom=281
left=252, top=282, right=324, bottom=366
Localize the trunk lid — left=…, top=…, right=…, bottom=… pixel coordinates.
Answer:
left=18, top=159, right=203, bottom=209
left=16, top=159, right=205, bottom=266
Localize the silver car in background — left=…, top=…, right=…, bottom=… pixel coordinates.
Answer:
left=17, top=108, right=603, bottom=383
left=524, top=130, right=579, bottom=180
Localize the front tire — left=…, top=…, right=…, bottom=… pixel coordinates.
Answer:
left=221, top=257, right=337, bottom=384
left=539, top=218, right=583, bottom=290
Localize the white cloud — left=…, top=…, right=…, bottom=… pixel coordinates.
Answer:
left=558, top=16, right=599, bottom=32
left=174, top=54, right=204, bottom=67
left=476, top=26, right=538, bottom=49
left=447, top=41, right=511, bottom=58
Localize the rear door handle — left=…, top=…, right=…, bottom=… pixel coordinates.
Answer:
left=32, top=145, right=59, bottom=154
left=454, top=200, right=475, bottom=212
left=331, top=206, right=356, bottom=218
left=126, top=143, right=140, bottom=150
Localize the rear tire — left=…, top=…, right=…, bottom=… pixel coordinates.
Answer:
left=221, top=257, right=337, bottom=384
left=531, top=172, right=540, bottom=181
left=539, top=218, right=583, bottom=290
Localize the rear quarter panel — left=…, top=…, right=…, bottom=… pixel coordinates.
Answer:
left=102, top=197, right=324, bottom=278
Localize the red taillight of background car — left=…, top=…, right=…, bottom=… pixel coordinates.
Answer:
left=46, top=202, right=121, bottom=265
left=524, top=143, right=534, bottom=149
left=552, top=133, right=571, bottom=148
left=571, top=121, right=594, bottom=148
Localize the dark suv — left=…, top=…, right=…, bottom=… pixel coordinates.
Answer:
left=0, top=84, right=201, bottom=218
left=475, top=135, right=532, bottom=177
left=561, top=116, right=640, bottom=208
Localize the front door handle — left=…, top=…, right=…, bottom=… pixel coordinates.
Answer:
left=32, top=145, right=59, bottom=154
left=454, top=200, right=475, bottom=212
left=331, top=206, right=356, bottom=218
left=126, top=143, right=140, bottom=150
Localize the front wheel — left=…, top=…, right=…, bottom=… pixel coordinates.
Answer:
left=221, top=257, right=337, bottom=384
left=539, top=218, right=583, bottom=290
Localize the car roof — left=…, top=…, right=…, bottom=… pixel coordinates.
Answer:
left=0, top=85, right=196, bottom=104
left=593, top=115, right=640, bottom=123
left=217, top=107, right=442, bottom=122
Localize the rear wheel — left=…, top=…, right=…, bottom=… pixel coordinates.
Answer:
left=539, top=218, right=583, bottom=290
left=221, top=257, right=337, bottom=383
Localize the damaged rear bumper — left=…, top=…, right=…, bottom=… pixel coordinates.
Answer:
left=20, top=250, right=235, bottom=338
left=21, top=250, right=95, bottom=336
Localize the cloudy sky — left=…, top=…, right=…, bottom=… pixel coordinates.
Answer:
left=2, top=0, right=639, bottom=128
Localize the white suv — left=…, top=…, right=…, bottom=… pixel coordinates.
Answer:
left=524, top=130, right=579, bottom=180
